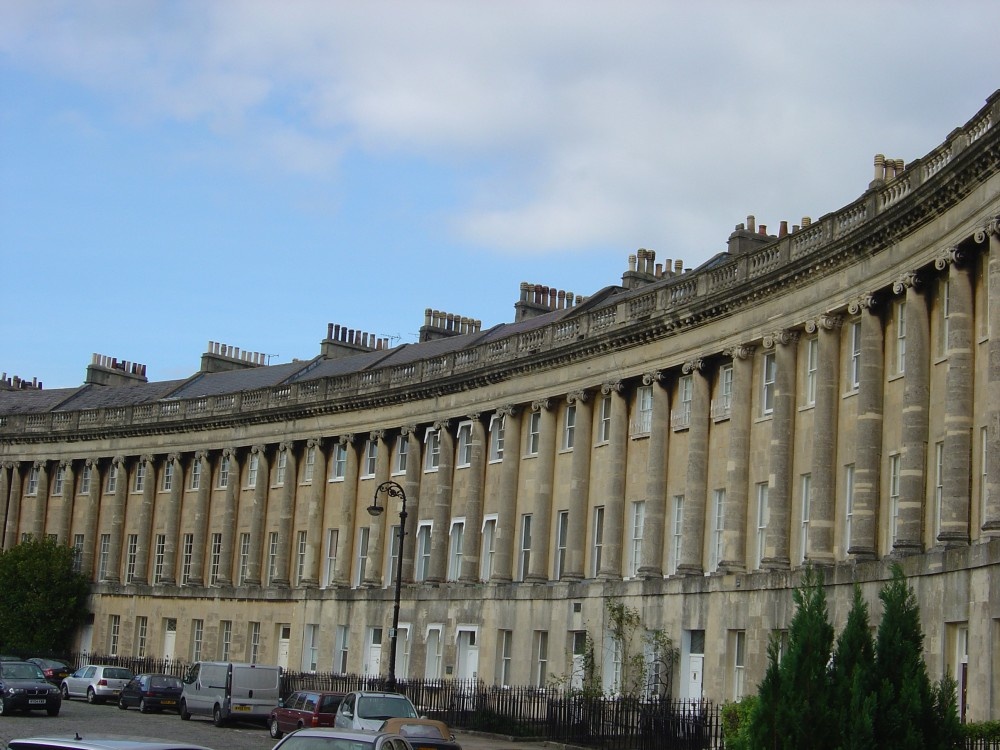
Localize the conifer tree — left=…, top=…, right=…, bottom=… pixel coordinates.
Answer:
left=830, top=584, right=876, bottom=750
left=747, top=636, right=782, bottom=750
left=873, top=564, right=934, bottom=750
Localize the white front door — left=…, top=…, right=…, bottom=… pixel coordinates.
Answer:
left=277, top=625, right=291, bottom=670
left=455, top=630, right=478, bottom=681
left=686, top=655, right=704, bottom=701
left=162, top=618, right=177, bottom=662
left=365, top=627, right=383, bottom=676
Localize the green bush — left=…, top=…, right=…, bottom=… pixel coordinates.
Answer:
left=962, top=720, right=1000, bottom=740
left=721, top=695, right=757, bottom=750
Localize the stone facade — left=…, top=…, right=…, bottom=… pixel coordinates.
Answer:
left=2, top=91, right=1000, bottom=719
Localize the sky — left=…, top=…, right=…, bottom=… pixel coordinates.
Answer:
left=1, top=1, right=997, bottom=390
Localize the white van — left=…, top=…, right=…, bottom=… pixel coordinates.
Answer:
left=179, top=661, right=282, bottom=727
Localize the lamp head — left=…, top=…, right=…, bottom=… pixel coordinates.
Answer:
left=367, top=502, right=384, bottom=518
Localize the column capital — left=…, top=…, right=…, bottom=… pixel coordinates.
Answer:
left=805, top=313, right=842, bottom=334
left=892, top=270, right=923, bottom=295
left=641, top=371, right=663, bottom=386
left=338, top=433, right=356, bottom=446
left=84, top=457, right=99, bottom=469
left=33, top=459, right=48, bottom=470
left=531, top=398, right=552, bottom=412
left=60, top=459, right=73, bottom=470
left=221, top=447, right=238, bottom=460
left=933, top=245, right=967, bottom=270
left=723, top=343, right=755, bottom=360
left=278, top=441, right=295, bottom=453
left=399, top=424, right=418, bottom=437
left=306, top=437, right=324, bottom=450
left=974, top=214, right=1000, bottom=242
left=848, top=292, right=879, bottom=314
left=496, top=403, right=520, bottom=418
left=368, top=430, right=385, bottom=443
left=112, top=455, right=126, bottom=467
left=763, top=330, right=799, bottom=348
left=166, top=453, right=181, bottom=464
left=681, top=358, right=705, bottom=375
left=1, top=460, right=14, bottom=470
left=567, top=388, right=591, bottom=403
left=432, top=418, right=453, bottom=433
left=601, top=380, right=624, bottom=396
left=140, top=454, right=155, bottom=465
left=465, top=411, right=484, bottom=423
left=250, top=444, right=268, bottom=456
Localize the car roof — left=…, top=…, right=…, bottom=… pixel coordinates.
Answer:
left=7, top=737, right=216, bottom=750
left=279, top=728, right=398, bottom=740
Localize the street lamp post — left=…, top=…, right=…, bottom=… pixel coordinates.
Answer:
left=367, top=480, right=408, bottom=693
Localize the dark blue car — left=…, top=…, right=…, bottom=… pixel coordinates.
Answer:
left=0, top=660, right=62, bottom=716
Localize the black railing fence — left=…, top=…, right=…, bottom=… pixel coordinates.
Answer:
left=64, top=655, right=1000, bottom=750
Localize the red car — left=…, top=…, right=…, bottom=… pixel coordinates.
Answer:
left=269, top=690, right=345, bottom=739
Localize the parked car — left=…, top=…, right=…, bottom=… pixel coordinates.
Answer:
left=6, top=737, right=216, bottom=750
left=271, top=727, right=412, bottom=750
left=380, top=718, right=462, bottom=750
left=60, top=665, right=135, bottom=704
left=0, top=660, right=62, bottom=716
left=27, top=658, right=73, bottom=685
left=180, top=661, right=282, bottom=726
left=268, top=690, right=345, bottom=738
left=334, top=691, right=419, bottom=731
left=117, top=673, right=184, bottom=713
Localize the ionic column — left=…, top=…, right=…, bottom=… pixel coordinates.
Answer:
left=564, top=390, right=593, bottom=581
left=3, top=463, right=23, bottom=549
left=216, top=447, right=240, bottom=586
left=160, top=453, right=182, bottom=585
left=31, top=460, right=50, bottom=539
left=104, top=455, right=128, bottom=582
left=762, top=331, right=798, bottom=570
left=273, top=441, right=298, bottom=587
left=130, top=455, right=156, bottom=584
left=0, top=462, right=12, bottom=550
left=638, top=373, right=668, bottom=578
left=459, top=414, right=487, bottom=583
left=719, top=346, right=754, bottom=572
left=850, top=294, right=884, bottom=560
left=805, top=315, right=841, bottom=565
left=245, top=444, right=270, bottom=586
left=81, top=458, right=102, bottom=579
left=599, top=381, right=627, bottom=579
left=938, top=249, right=975, bottom=546
left=979, top=217, right=1000, bottom=536
left=334, top=435, right=359, bottom=586
left=677, top=361, right=710, bottom=576
left=301, top=438, right=327, bottom=587
left=57, top=460, right=75, bottom=545
left=491, top=405, right=521, bottom=583
left=894, top=272, right=930, bottom=554
left=188, top=451, right=211, bottom=586
left=364, top=431, right=390, bottom=587
left=525, top=399, right=556, bottom=583
left=400, top=426, right=422, bottom=582
left=427, top=421, right=454, bottom=584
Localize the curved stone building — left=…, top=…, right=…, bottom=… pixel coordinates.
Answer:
left=2, top=90, right=1000, bottom=719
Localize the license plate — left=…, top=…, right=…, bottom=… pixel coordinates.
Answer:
left=233, top=704, right=252, bottom=711
left=29, top=699, right=47, bottom=705
left=112, top=690, right=120, bottom=695
left=161, top=700, right=176, bottom=705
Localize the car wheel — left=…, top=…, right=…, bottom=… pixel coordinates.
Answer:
left=180, top=700, right=191, bottom=720
left=212, top=704, right=225, bottom=727
left=47, top=706, right=60, bottom=717
left=118, top=696, right=128, bottom=710
left=86, top=687, right=98, bottom=704
left=268, top=718, right=283, bottom=739
left=139, top=699, right=149, bottom=713
left=61, top=684, right=71, bottom=700
left=0, top=697, right=8, bottom=716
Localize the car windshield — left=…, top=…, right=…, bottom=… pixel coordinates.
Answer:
left=357, top=696, right=417, bottom=720
left=277, top=738, right=374, bottom=750
left=105, top=668, right=135, bottom=679
left=150, top=675, right=182, bottom=689
left=2, top=663, right=46, bottom=680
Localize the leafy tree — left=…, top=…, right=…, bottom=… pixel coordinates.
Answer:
left=830, top=584, right=876, bottom=750
left=872, top=564, right=934, bottom=750
left=0, top=536, right=91, bottom=655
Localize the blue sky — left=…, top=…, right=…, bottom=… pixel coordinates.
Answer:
left=1, top=1, right=997, bottom=389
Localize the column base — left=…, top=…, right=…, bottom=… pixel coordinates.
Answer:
left=760, top=557, right=790, bottom=571
left=674, top=564, right=703, bottom=577
left=935, top=533, right=970, bottom=548
left=889, top=542, right=924, bottom=557
left=716, top=560, right=746, bottom=574
left=523, top=573, right=548, bottom=584
left=846, top=546, right=877, bottom=561
left=637, top=566, right=663, bottom=579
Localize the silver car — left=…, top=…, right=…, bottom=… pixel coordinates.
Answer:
left=272, top=727, right=412, bottom=750
left=6, top=737, right=216, bottom=750
left=59, top=665, right=135, bottom=704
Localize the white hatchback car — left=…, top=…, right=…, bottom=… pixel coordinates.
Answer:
left=60, top=665, right=135, bottom=704
left=333, top=692, right=419, bottom=731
